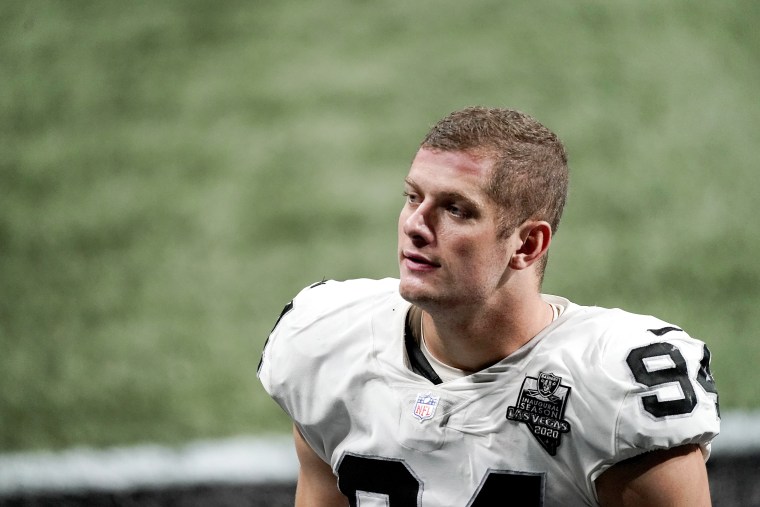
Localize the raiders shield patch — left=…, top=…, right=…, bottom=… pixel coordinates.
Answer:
left=506, top=372, right=572, bottom=456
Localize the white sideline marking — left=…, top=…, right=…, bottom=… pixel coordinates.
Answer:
left=0, top=411, right=758, bottom=495
left=0, top=434, right=298, bottom=495
left=712, top=410, right=760, bottom=455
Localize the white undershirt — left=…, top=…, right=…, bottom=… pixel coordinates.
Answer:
left=420, top=301, right=565, bottom=382
left=420, top=331, right=470, bottom=382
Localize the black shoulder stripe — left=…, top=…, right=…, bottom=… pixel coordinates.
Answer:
left=257, top=300, right=294, bottom=376
left=270, top=300, right=294, bottom=333
left=270, top=279, right=325, bottom=335
left=647, top=326, right=683, bottom=336
left=258, top=280, right=328, bottom=376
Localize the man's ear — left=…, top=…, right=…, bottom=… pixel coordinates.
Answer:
left=509, top=221, right=552, bottom=270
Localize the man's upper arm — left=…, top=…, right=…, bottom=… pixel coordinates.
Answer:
left=293, top=425, right=348, bottom=507
left=594, top=320, right=719, bottom=506
left=595, top=444, right=711, bottom=507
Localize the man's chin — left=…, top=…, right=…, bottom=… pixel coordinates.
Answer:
left=398, top=281, right=435, bottom=306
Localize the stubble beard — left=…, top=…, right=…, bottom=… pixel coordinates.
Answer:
left=399, top=276, right=482, bottom=316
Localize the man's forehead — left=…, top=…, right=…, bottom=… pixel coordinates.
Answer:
left=405, top=148, right=496, bottom=207
left=410, top=147, right=494, bottom=176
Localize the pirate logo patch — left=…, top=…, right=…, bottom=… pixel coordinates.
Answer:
left=412, top=392, right=440, bottom=422
left=507, top=372, right=572, bottom=455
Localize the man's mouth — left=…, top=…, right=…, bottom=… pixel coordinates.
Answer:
left=402, top=251, right=441, bottom=268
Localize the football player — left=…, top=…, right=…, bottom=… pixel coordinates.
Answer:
left=258, top=107, right=720, bottom=506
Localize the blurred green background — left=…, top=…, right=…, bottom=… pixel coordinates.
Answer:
left=1, top=0, right=758, bottom=452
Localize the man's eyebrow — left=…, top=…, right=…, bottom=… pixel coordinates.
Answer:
left=404, top=177, right=481, bottom=206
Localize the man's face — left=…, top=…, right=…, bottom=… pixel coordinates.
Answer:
left=398, top=148, right=519, bottom=309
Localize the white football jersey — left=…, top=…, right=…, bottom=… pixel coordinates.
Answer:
left=258, top=278, right=720, bottom=506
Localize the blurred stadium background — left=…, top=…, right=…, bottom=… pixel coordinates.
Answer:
left=1, top=0, right=759, bottom=505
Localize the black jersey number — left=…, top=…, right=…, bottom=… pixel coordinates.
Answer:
left=337, top=454, right=544, bottom=506
left=626, top=342, right=718, bottom=418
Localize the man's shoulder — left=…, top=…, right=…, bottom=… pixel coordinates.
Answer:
left=547, top=300, right=719, bottom=468
left=297, top=277, right=400, bottom=300
left=551, top=300, right=710, bottom=380
left=260, top=277, right=403, bottom=370
left=285, top=277, right=401, bottom=319
left=258, top=278, right=406, bottom=428
left=560, top=299, right=690, bottom=344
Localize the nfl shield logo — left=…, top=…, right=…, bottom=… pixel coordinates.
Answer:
left=413, top=392, right=440, bottom=421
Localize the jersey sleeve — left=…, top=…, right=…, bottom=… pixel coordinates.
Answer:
left=599, top=314, right=720, bottom=468
left=257, top=280, right=344, bottom=461
left=257, top=280, right=314, bottom=390
left=257, top=278, right=400, bottom=463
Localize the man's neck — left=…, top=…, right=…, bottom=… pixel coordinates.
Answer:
left=418, top=292, right=553, bottom=373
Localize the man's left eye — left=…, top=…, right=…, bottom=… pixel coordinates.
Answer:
left=447, top=205, right=465, bottom=217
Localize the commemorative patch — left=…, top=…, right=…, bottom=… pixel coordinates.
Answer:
left=506, top=372, right=572, bottom=456
left=412, top=392, right=440, bottom=422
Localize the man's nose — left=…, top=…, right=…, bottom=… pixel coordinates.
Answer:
left=403, top=205, right=434, bottom=245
